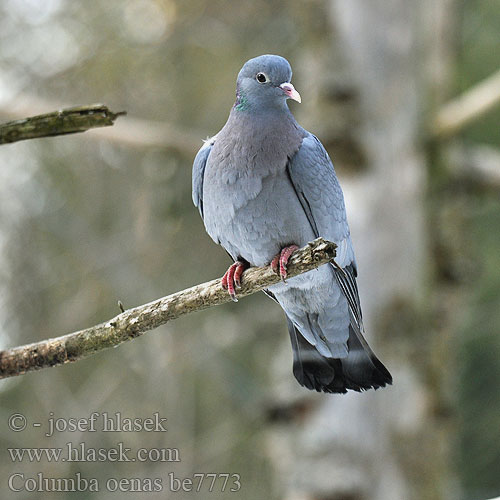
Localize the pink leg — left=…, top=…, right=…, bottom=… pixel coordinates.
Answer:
left=271, top=245, right=299, bottom=282
left=221, top=261, right=247, bottom=302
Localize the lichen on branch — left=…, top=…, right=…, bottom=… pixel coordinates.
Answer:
left=0, top=238, right=336, bottom=380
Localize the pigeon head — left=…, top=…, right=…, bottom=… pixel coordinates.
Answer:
left=234, top=54, right=301, bottom=112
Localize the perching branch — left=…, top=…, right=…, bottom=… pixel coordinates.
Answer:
left=0, top=238, right=336, bottom=380
left=0, top=104, right=126, bottom=145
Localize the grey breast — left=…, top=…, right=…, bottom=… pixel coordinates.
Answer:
left=202, top=110, right=309, bottom=266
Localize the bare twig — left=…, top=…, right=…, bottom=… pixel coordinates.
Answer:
left=0, top=104, right=126, bottom=145
left=0, top=238, right=337, bottom=380
left=432, top=68, right=500, bottom=139
left=0, top=94, right=201, bottom=155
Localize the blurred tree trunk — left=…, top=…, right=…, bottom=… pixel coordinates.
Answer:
left=266, top=1, right=458, bottom=499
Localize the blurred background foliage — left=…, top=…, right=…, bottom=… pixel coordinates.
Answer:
left=0, top=0, right=498, bottom=499
left=454, top=1, right=500, bottom=498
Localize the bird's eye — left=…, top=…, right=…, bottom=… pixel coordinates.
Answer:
left=256, top=72, right=268, bottom=84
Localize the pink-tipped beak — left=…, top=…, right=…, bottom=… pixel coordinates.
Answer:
left=279, top=82, right=301, bottom=103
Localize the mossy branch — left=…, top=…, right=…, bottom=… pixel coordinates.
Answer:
left=0, top=104, right=126, bottom=145
left=0, top=238, right=337, bottom=380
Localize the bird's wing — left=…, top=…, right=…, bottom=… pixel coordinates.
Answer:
left=192, top=136, right=216, bottom=219
left=287, top=133, right=353, bottom=256
left=287, top=133, right=363, bottom=329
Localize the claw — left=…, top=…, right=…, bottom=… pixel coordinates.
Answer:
left=221, top=261, right=247, bottom=302
left=271, top=245, right=299, bottom=282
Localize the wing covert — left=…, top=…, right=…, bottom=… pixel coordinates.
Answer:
left=287, top=133, right=363, bottom=333
left=287, top=133, right=351, bottom=259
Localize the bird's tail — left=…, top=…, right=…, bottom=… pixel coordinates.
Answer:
left=286, top=317, right=392, bottom=393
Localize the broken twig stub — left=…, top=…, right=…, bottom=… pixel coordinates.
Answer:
left=0, top=104, right=126, bottom=145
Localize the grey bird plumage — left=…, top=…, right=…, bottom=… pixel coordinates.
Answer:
left=192, top=54, right=392, bottom=393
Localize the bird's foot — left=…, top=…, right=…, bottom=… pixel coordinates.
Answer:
left=271, top=245, right=299, bottom=282
left=221, top=261, right=248, bottom=302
